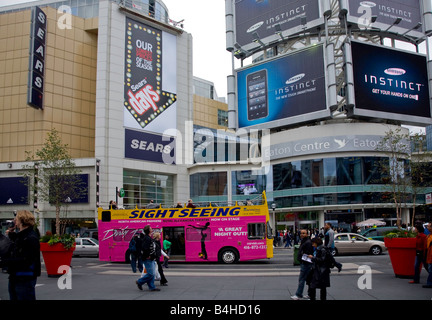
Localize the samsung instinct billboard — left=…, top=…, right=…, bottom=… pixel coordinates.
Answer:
left=233, top=0, right=324, bottom=52
left=350, top=41, right=431, bottom=125
left=343, top=0, right=424, bottom=38
left=236, top=44, right=330, bottom=129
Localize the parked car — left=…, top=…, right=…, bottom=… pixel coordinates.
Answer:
left=333, top=233, right=387, bottom=256
left=73, top=237, right=99, bottom=257
left=360, top=226, right=399, bottom=241
left=81, top=228, right=98, bottom=240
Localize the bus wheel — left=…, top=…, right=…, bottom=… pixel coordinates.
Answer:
left=219, top=248, right=239, bottom=264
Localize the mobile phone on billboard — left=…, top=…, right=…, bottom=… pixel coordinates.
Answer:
left=247, top=69, right=268, bottom=121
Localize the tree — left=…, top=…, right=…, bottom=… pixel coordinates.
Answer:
left=22, top=128, right=86, bottom=235
left=375, top=127, right=411, bottom=228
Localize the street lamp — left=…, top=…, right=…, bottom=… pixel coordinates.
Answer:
left=271, top=203, right=276, bottom=237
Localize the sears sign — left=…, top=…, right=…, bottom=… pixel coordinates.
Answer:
left=350, top=41, right=431, bottom=125
left=125, top=129, right=175, bottom=164
left=27, top=6, right=47, bottom=110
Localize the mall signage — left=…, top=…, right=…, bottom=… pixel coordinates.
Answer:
left=232, top=0, right=325, bottom=53
left=124, top=17, right=177, bottom=134
left=349, top=40, right=431, bottom=125
left=27, top=6, right=47, bottom=110
left=236, top=44, right=330, bottom=129
left=125, top=128, right=175, bottom=164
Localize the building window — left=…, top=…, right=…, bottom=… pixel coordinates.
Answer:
left=218, top=109, right=228, bottom=127
left=123, top=170, right=173, bottom=208
left=190, top=172, right=227, bottom=199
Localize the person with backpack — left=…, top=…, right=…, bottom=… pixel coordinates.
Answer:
left=129, top=234, right=143, bottom=273
left=135, top=225, right=160, bottom=292
left=306, top=237, right=332, bottom=300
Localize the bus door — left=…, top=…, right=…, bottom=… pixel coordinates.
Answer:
left=163, top=227, right=185, bottom=261
left=185, top=222, right=211, bottom=261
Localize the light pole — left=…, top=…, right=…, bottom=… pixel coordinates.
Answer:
left=271, top=203, right=276, bottom=237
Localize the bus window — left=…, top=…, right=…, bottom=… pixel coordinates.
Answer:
left=248, top=223, right=265, bottom=239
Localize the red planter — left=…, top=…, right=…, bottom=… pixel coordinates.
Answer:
left=40, top=242, right=75, bottom=277
left=384, top=237, right=417, bottom=278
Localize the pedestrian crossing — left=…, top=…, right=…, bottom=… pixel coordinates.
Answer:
left=90, top=262, right=382, bottom=277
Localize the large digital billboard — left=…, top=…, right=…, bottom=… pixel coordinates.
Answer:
left=124, top=17, right=177, bottom=134
left=342, top=0, right=424, bottom=39
left=349, top=40, right=431, bottom=125
left=236, top=44, right=330, bottom=129
left=232, top=0, right=325, bottom=53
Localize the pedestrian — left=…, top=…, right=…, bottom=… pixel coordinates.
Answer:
left=163, top=234, right=172, bottom=268
left=187, top=199, right=196, bottom=208
left=306, top=237, right=331, bottom=300
left=135, top=225, right=160, bottom=292
left=109, top=200, right=117, bottom=209
left=291, top=229, right=314, bottom=300
left=324, top=222, right=335, bottom=253
left=410, top=222, right=427, bottom=284
left=2, top=210, right=41, bottom=300
left=423, top=222, right=432, bottom=289
left=129, top=234, right=142, bottom=273
left=284, top=230, right=292, bottom=248
left=153, top=232, right=169, bottom=286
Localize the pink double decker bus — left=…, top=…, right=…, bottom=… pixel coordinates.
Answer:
left=97, top=192, right=273, bottom=263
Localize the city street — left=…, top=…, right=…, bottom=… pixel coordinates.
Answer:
left=1, top=247, right=431, bottom=302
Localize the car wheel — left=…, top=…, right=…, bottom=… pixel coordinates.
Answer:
left=370, top=245, right=382, bottom=255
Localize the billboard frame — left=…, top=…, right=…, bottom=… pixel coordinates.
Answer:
left=227, top=0, right=329, bottom=56
left=346, top=39, right=432, bottom=126
left=234, top=42, right=333, bottom=130
left=340, top=0, right=426, bottom=42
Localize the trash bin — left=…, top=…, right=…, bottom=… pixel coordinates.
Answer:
left=293, top=244, right=300, bottom=266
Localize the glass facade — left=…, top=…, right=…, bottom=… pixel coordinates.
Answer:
left=190, top=172, right=227, bottom=201
left=123, top=170, right=173, bottom=208
left=273, top=157, right=388, bottom=190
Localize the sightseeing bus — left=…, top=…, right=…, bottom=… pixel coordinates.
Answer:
left=97, top=192, right=273, bottom=264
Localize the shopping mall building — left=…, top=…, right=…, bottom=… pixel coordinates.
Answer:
left=1, top=0, right=432, bottom=235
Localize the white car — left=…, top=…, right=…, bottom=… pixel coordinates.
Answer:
left=73, top=237, right=99, bottom=257
left=333, top=233, right=387, bottom=256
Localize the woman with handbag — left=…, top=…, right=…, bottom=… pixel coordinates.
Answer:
left=153, top=232, right=169, bottom=286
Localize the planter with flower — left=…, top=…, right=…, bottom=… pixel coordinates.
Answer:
left=384, top=229, right=417, bottom=278
left=40, top=232, right=76, bottom=277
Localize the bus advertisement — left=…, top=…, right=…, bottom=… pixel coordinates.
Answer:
left=97, top=193, right=273, bottom=264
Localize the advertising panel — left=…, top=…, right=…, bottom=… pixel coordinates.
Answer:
left=344, top=0, right=424, bottom=38
left=125, top=128, right=175, bottom=164
left=27, top=6, right=47, bottom=110
left=350, top=41, right=431, bottom=125
left=124, top=17, right=177, bottom=134
left=236, top=44, right=329, bottom=129
left=234, top=0, right=324, bottom=52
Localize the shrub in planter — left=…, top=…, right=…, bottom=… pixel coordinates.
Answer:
left=384, top=229, right=417, bottom=278
left=40, top=232, right=75, bottom=277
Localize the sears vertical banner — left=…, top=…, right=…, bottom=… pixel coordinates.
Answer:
left=236, top=44, right=329, bottom=129
left=124, top=18, right=177, bottom=134
left=27, top=6, right=47, bottom=110
left=351, top=41, right=431, bottom=124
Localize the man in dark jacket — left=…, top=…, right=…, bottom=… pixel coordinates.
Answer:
left=135, top=225, right=160, bottom=291
left=2, top=210, right=41, bottom=300
left=291, top=229, right=314, bottom=300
